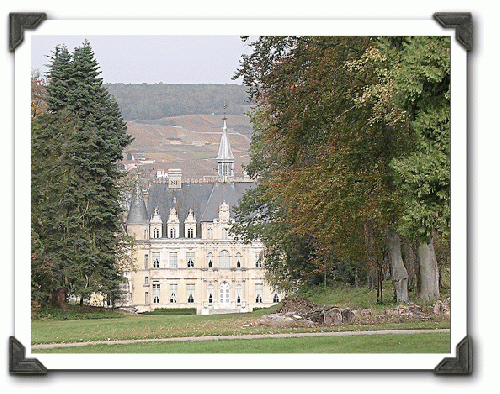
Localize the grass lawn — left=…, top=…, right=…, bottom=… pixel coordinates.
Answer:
left=32, top=332, right=450, bottom=354
left=31, top=281, right=451, bottom=353
left=31, top=311, right=450, bottom=346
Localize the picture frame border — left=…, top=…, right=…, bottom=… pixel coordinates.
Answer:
left=10, top=12, right=472, bottom=375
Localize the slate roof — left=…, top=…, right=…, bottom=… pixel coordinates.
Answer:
left=201, top=182, right=255, bottom=222
left=127, top=189, right=149, bottom=224
left=141, top=181, right=256, bottom=238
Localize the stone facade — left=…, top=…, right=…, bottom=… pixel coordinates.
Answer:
left=122, top=118, right=279, bottom=314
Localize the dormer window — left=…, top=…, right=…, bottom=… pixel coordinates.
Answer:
left=149, top=207, right=162, bottom=238
left=184, top=209, right=196, bottom=238
left=167, top=207, right=180, bottom=239
left=255, top=252, right=262, bottom=268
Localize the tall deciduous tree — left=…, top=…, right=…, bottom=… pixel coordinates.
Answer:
left=379, top=36, right=451, bottom=301
left=32, top=41, right=133, bottom=306
left=233, top=36, right=411, bottom=300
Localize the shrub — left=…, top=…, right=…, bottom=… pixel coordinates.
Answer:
left=33, top=304, right=124, bottom=320
left=140, top=308, right=197, bottom=316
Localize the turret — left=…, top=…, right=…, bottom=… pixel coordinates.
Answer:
left=126, top=186, right=149, bottom=240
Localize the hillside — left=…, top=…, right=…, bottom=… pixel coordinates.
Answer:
left=105, top=83, right=251, bottom=121
left=124, top=114, right=252, bottom=179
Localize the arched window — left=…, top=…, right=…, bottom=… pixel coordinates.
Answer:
left=273, top=293, right=280, bottom=303
left=255, top=252, right=262, bottom=267
left=169, top=284, right=177, bottom=303
left=207, top=253, right=213, bottom=268
left=186, top=251, right=195, bottom=268
left=207, top=285, right=214, bottom=304
left=187, top=284, right=195, bottom=303
left=236, top=253, right=242, bottom=268
left=236, top=284, right=242, bottom=304
left=255, top=284, right=263, bottom=303
left=153, top=228, right=160, bottom=238
left=219, top=250, right=230, bottom=268
left=152, top=252, right=160, bottom=268
left=169, top=228, right=176, bottom=238
left=153, top=283, right=160, bottom=304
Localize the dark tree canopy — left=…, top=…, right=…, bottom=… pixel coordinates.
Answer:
left=232, top=36, right=450, bottom=300
left=32, top=41, right=133, bottom=306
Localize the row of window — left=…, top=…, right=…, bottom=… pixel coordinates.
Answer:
left=148, top=226, right=229, bottom=239
left=144, top=251, right=262, bottom=269
left=144, top=282, right=279, bottom=305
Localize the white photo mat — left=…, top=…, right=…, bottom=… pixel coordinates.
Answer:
left=15, top=18, right=468, bottom=371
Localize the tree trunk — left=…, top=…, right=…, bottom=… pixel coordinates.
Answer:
left=418, top=238, right=440, bottom=301
left=402, top=238, right=418, bottom=292
left=388, top=231, right=409, bottom=302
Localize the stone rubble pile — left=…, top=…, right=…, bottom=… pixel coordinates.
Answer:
left=253, top=297, right=451, bottom=328
left=254, top=297, right=355, bottom=327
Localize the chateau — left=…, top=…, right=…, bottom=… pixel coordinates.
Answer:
left=122, top=117, right=279, bottom=314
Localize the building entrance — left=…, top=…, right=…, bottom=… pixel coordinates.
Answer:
left=219, top=282, right=230, bottom=308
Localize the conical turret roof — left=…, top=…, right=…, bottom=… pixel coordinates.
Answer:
left=217, top=119, right=234, bottom=161
left=127, top=187, right=149, bottom=224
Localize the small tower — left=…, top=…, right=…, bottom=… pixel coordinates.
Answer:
left=126, top=186, right=149, bottom=240
left=217, top=111, right=234, bottom=183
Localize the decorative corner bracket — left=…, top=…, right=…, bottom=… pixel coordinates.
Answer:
left=9, top=336, right=47, bottom=375
left=433, top=12, right=473, bottom=52
left=9, top=12, right=47, bottom=52
left=434, top=336, right=473, bottom=375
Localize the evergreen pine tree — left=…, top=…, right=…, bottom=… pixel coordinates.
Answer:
left=32, top=40, right=133, bottom=306
left=45, top=45, right=73, bottom=112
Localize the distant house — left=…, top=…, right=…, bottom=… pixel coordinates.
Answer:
left=156, top=169, right=168, bottom=179
left=120, top=160, right=138, bottom=171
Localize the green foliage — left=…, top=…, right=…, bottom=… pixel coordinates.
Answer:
left=232, top=37, right=411, bottom=292
left=33, top=304, right=125, bottom=321
left=380, top=37, right=451, bottom=242
left=32, top=40, right=133, bottom=307
left=104, top=83, right=249, bottom=120
left=32, top=333, right=451, bottom=354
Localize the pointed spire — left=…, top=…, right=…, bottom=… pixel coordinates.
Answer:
left=217, top=104, right=233, bottom=160
left=217, top=108, right=235, bottom=182
left=217, top=119, right=234, bottom=160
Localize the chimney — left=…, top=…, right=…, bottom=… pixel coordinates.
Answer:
left=168, top=168, right=182, bottom=189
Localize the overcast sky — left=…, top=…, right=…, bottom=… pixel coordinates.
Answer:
left=31, top=35, right=254, bottom=84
